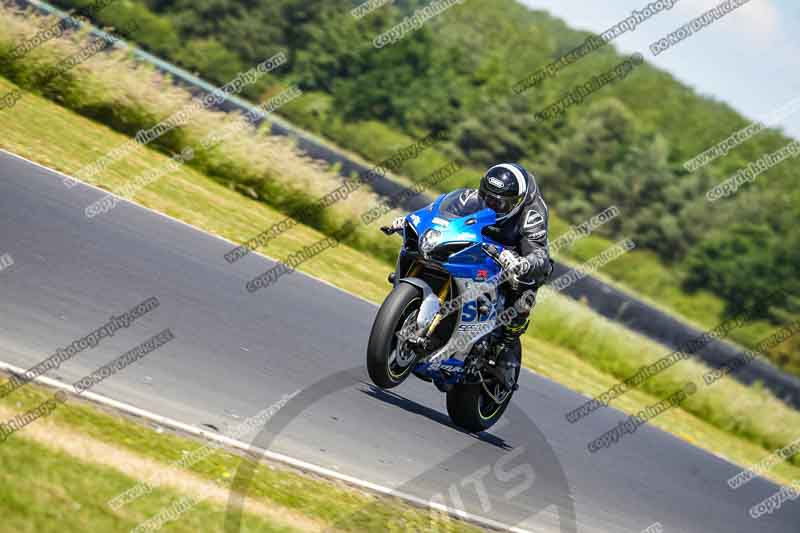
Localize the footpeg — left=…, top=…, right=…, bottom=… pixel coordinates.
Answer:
left=388, top=272, right=396, bottom=285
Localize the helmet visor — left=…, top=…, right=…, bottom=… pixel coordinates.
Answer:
left=480, top=190, right=518, bottom=216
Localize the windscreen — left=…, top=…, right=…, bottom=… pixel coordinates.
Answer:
left=437, top=189, right=489, bottom=220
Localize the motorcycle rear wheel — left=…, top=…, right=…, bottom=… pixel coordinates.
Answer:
left=446, top=339, right=521, bottom=432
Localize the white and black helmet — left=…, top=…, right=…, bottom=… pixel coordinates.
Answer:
left=478, top=163, right=536, bottom=223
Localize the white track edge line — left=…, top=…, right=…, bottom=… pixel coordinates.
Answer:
left=0, top=150, right=537, bottom=531
left=1, top=149, right=551, bottom=529
left=0, top=359, right=533, bottom=533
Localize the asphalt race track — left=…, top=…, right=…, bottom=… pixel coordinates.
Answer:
left=0, top=150, right=797, bottom=532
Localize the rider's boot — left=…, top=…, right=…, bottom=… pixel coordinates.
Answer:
left=491, top=317, right=527, bottom=390
left=488, top=289, right=536, bottom=390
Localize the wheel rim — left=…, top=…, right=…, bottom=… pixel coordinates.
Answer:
left=478, top=380, right=509, bottom=420
left=386, top=298, right=420, bottom=381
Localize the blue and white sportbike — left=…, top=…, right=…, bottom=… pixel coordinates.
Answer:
left=367, top=189, right=522, bottom=432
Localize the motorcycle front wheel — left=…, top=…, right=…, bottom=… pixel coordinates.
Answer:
left=366, top=283, right=421, bottom=389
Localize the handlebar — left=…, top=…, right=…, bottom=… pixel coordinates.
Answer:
left=380, top=226, right=403, bottom=235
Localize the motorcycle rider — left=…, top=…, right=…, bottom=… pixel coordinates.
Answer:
left=384, top=163, right=553, bottom=388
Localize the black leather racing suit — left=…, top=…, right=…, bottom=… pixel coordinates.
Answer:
left=480, top=182, right=553, bottom=334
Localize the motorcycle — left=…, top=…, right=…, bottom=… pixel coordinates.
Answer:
left=367, top=188, right=523, bottom=432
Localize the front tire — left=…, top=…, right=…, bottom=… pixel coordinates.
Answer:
left=446, top=339, right=521, bottom=432
left=367, top=283, right=421, bottom=389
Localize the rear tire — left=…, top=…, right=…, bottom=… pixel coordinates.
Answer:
left=367, top=283, right=421, bottom=389
left=446, top=339, right=521, bottom=432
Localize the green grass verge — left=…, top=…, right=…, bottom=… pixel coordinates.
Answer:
left=0, top=410, right=300, bottom=532
left=2, top=74, right=800, bottom=494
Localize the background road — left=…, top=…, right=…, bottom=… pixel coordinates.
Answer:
left=0, top=150, right=797, bottom=532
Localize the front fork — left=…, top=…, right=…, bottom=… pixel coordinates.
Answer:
left=397, top=259, right=451, bottom=345
left=423, top=274, right=450, bottom=338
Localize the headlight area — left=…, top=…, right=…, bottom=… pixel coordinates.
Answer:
left=419, top=229, right=443, bottom=255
